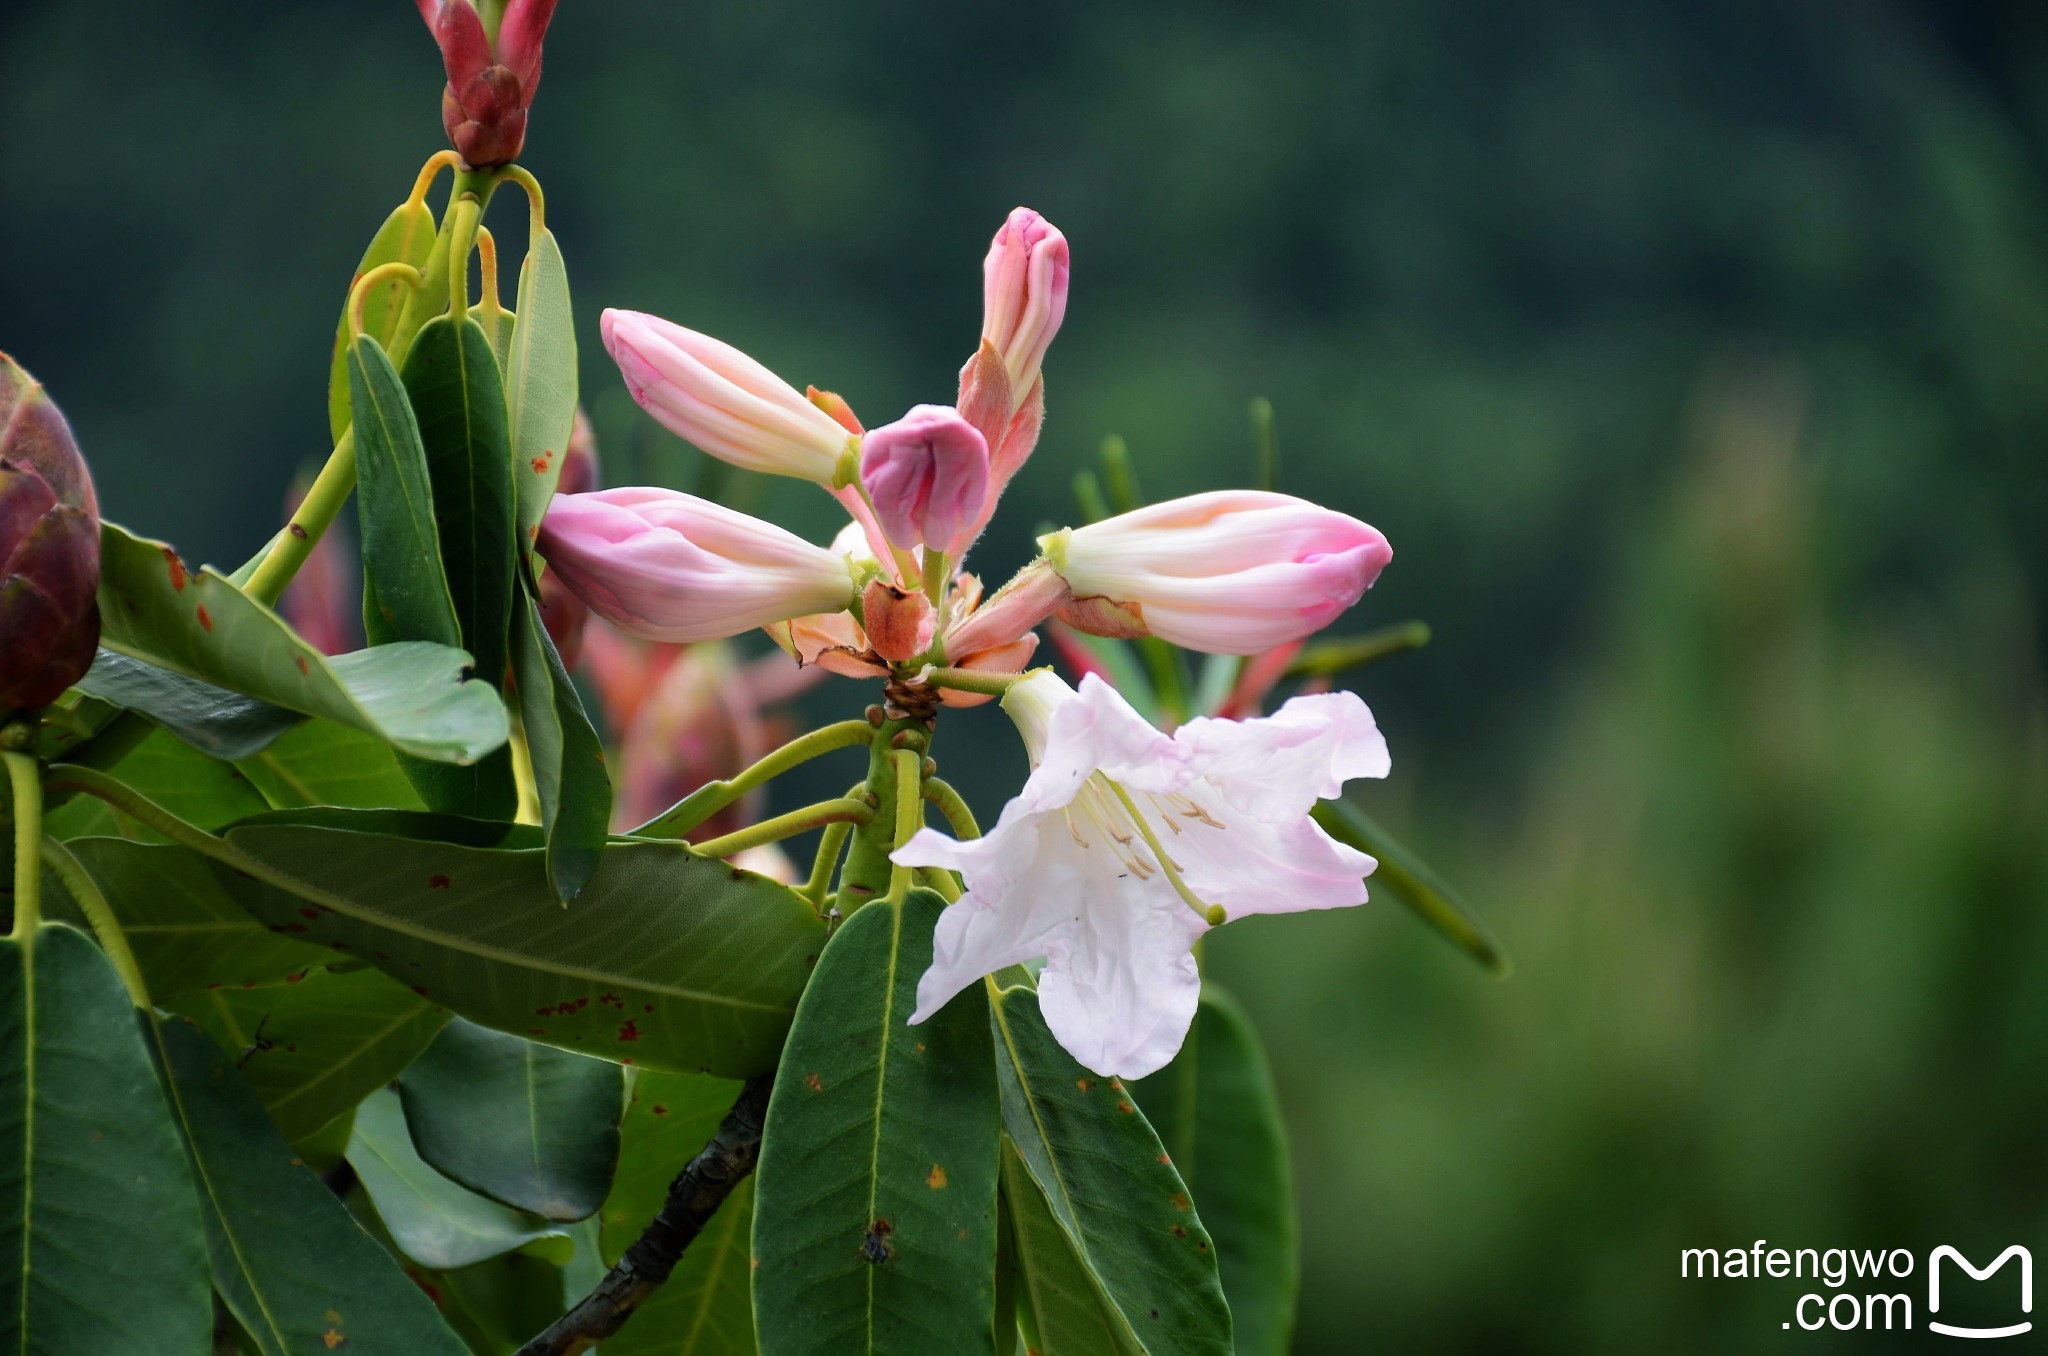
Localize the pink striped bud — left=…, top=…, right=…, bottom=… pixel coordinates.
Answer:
left=858, top=405, right=989, bottom=556
left=980, top=208, right=1070, bottom=397
left=1043, top=491, right=1391, bottom=655
left=601, top=309, right=853, bottom=483
left=538, top=488, right=853, bottom=644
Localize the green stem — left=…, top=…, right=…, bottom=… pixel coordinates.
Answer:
left=920, top=666, right=1032, bottom=698
left=884, top=748, right=922, bottom=904
left=38, top=836, right=148, bottom=1008
left=688, top=799, right=873, bottom=860
left=5, top=751, right=41, bottom=939
left=920, top=778, right=980, bottom=841
left=916, top=867, right=961, bottom=903
left=628, top=720, right=876, bottom=839
left=802, top=819, right=854, bottom=908
left=242, top=427, right=355, bottom=608
left=835, top=716, right=928, bottom=917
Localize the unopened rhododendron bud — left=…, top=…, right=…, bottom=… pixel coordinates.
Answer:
left=418, top=0, right=558, bottom=168
left=601, top=310, right=852, bottom=484
left=0, top=354, right=100, bottom=714
left=538, top=488, right=853, bottom=644
left=860, top=579, right=937, bottom=663
left=859, top=405, right=989, bottom=556
left=979, top=208, right=1070, bottom=398
left=1043, top=491, right=1391, bottom=655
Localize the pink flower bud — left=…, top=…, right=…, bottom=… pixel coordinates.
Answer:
left=940, top=557, right=1069, bottom=661
left=601, top=310, right=853, bottom=484
left=861, top=579, right=938, bottom=663
left=858, top=405, right=990, bottom=556
left=538, top=488, right=854, bottom=644
left=980, top=208, right=1070, bottom=398
left=418, top=0, right=557, bottom=167
left=1044, top=491, right=1391, bottom=655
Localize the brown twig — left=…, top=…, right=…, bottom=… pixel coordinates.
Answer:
left=513, top=1075, right=774, bottom=1356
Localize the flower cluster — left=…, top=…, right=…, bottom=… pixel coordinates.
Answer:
left=538, top=207, right=1399, bottom=1074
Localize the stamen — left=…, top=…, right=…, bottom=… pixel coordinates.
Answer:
left=1103, top=779, right=1226, bottom=927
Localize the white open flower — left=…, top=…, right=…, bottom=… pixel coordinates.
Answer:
left=894, top=671, right=1390, bottom=1077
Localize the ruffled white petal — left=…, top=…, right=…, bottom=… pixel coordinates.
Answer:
left=1174, top=689, right=1388, bottom=819
left=1037, top=879, right=1205, bottom=1079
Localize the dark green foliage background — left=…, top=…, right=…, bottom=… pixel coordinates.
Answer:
left=5, top=2, right=2047, bottom=1350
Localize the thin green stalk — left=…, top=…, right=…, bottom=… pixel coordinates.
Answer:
left=629, top=720, right=875, bottom=839
left=920, top=778, right=980, bottom=841
left=38, top=836, right=148, bottom=1008
left=242, top=427, right=354, bottom=607
left=689, top=799, right=874, bottom=860
left=802, top=820, right=854, bottom=908
left=884, top=748, right=923, bottom=904
left=835, top=715, right=927, bottom=917
left=920, top=666, right=1030, bottom=698
left=916, top=867, right=961, bottom=903
left=5, top=750, right=41, bottom=939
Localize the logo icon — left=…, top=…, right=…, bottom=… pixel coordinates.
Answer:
left=1928, top=1246, right=2032, bottom=1339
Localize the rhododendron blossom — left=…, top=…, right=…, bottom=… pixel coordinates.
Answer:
left=893, top=671, right=1391, bottom=1077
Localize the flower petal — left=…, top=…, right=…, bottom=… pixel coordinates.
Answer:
left=1037, top=879, right=1204, bottom=1079
left=1175, top=689, right=1389, bottom=819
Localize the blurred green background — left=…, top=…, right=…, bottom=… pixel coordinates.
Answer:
left=4, top=1, right=2045, bottom=1350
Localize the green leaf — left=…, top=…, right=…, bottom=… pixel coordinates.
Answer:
left=95, top=522, right=510, bottom=765
left=1311, top=798, right=1509, bottom=975
left=988, top=985, right=1231, bottom=1356
left=1001, top=1143, right=1141, bottom=1356
left=511, top=582, right=610, bottom=902
left=172, top=966, right=449, bottom=1144
left=398, top=1018, right=623, bottom=1221
left=348, top=1088, right=564, bottom=1270
left=215, top=814, right=827, bottom=1077
left=430, top=1249, right=567, bottom=1354
left=1130, top=989, right=1297, bottom=1356
left=234, top=719, right=428, bottom=812
left=506, top=227, right=579, bottom=550
left=149, top=1016, right=470, bottom=1356
left=329, top=197, right=439, bottom=443
left=398, top=313, right=520, bottom=819
left=0, top=924, right=212, bottom=1354
left=42, top=838, right=327, bottom=1000
left=73, top=648, right=303, bottom=759
left=401, top=313, right=516, bottom=695
left=45, top=725, right=271, bottom=840
left=752, top=889, right=1000, bottom=1356
left=351, top=332, right=462, bottom=651
left=470, top=302, right=518, bottom=379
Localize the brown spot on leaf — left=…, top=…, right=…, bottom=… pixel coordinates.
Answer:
left=322, top=1330, right=346, bottom=1349
left=1170, top=1192, right=1191, bottom=1211
left=652, top=1104, right=668, bottom=1117
left=428, top=874, right=452, bottom=890
left=860, top=1218, right=894, bottom=1264
left=926, top=1164, right=948, bottom=1189
left=1116, top=1101, right=1135, bottom=1115
left=164, top=548, right=186, bottom=590
left=804, top=1072, right=824, bottom=1092
left=195, top=604, right=213, bottom=631
left=1171, top=1224, right=1188, bottom=1238
left=298, top=906, right=324, bottom=920
left=1076, top=1078, right=1094, bottom=1092
left=295, top=656, right=310, bottom=676
left=617, top=1019, right=641, bottom=1043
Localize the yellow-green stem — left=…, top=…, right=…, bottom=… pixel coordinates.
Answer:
left=884, top=748, right=923, bottom=903
left=5, top=751, right=40, bottom=939
left=802, top=819, right=854, bottom=908
left=38, top=836, right=148, bottom=1008
left=920, top=778, right=980, bottom=841
left=690, top=799, right=874, bottom=860
left=242, top=427, right=354, bottom=607
left=629, top=720, right=875, bottom=839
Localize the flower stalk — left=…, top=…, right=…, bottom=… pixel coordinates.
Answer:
left=627, top=719, right=874, bottom=839
left=5, top=749, right=40, bottom=940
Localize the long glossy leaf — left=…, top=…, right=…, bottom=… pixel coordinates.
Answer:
left=1130, top=989, right=1297, bottom=1356
left=235, top=719, right=428, bottom=811
left=506, top=226, right=579, bottom=548
left=1312, top=798, right=1509, bottom=975
left=95, top=522, right=509, bottom=764
left=597, top=1070, right=755, bottom=1355
left=150, top=1016, right=470, bottom=1356
left=45, top=838, right=327, bottom=999
left=73, top=647, right=303, bottom=758
left=44, top=724, right=271, bottom=840
left=988, top=984, right=1231, bottom=1356
left=1001, top=1144, right=1142, bottom=1356
left=328, top=196, right=439, bottom=442
left=173, top=966, right=448, bottom=1144
left=512, top=581, right=610, bottom=902
left=402, top=312, right=515, bottom=692
left=348, top=1088, right=563, bottom=1270
left=0, top=924, right=212, bottom=1354
left=398, top=1017, right=623, bottom=1221
left=216, top=814, right=827, bottom=1077
left=752, top=889, right=1000, bottom=1356
left=351, top=332, right=461, bottom=650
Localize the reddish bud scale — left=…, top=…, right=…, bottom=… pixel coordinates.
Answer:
left=0, top=353, right=101, bottom=713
